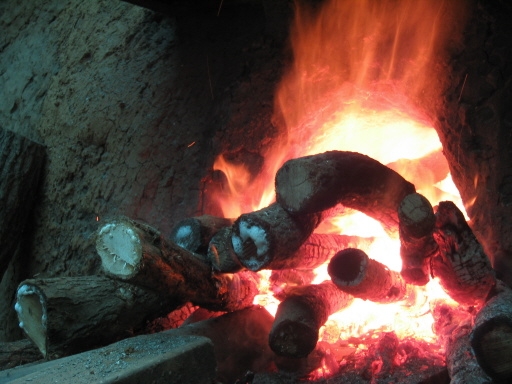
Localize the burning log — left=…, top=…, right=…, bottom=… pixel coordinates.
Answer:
left=398, top=193, right=438, bottom=285
left=431, top=201, right=496, bottom=306
left=432, top=301, right=492, bottom=384
left=96, top=217, right=258, bottom=311
left=471, top=281, right=512, bottom=383
left=231, top=202, right=335, bottom=271
left=207, top=226, right=244, bottom=272
left=169, top=214, right=234, bottom=254
left=269, top=281, right=353, bottom=358
left=328, top=248, right=411, bottom=303
left=14, top=276, right=177, bottom=359
left=274, top=151, right=416, bottom=234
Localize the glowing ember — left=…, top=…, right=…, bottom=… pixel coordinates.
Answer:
left=211, top=0, right=468, bottom=378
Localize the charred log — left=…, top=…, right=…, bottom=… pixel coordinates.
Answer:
left=275, top=151, right=416, bottom=235
left=269, top=281, right=353, bottom=358
left=231, top=202, right=335, bottom=271
left=207, top=226, right=244, bottom=272
left=471, top=281, right=512, bottom=383
left=14, top=276, right=177, bottom=359
left=169, top=214, right=234, bottom=254
left=398, top=193, right=438, bottom=286
left=432, top=301, right=492, bottom=384
left=96, top=217, right=258, bottom=311
left=328, top=248, right=411, bottom=303
left=431, top=201, right=496, bottom=306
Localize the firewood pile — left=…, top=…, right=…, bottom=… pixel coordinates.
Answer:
left=12, top=150, right=511, bottom=383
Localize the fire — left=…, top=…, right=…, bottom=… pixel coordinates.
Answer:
left=211, top=0, right=468, bottom=378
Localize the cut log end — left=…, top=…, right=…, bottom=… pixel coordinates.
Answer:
left=14, top=284, right=46, bottom=358
left=96, top=222, right=142, bottom=278
left=398, top=193, right=435, bottom=238
left=231, top=222, right=270, bottom=271
left=269, top=319, right=318, bottom=358
left=327, top=248, right=367, bottom=287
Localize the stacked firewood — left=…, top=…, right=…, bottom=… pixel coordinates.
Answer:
left=13, top=150, right=510, bottom=382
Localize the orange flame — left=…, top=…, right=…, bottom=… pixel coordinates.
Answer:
left=212, top=0, right=468, bottom=376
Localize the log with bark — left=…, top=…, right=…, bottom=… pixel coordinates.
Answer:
left=471, top=281, right=512, bottom=383
left=398, top=193, right=438, bottom=286
left=96, top=217, right=259, bottom=312
left=432, top=300, right=492, bottom=384
left=0, top=128, right=45, bottom=341
left=269, top=281, right=353, bottom=358
left=231, top=202, right=340, bottom=271
left=169, top=214, right=234, bottom=254
left=274, top=151, right=416, bottom=235
left=431, top=201, right=496, bottom=306
left=207, top=226, right=244, bottom=272
left=328, top=248, right=411, bottom=303
left=14, top=276, right=179, bottom=359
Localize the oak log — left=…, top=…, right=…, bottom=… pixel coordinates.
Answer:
left=231, top=202, right=337, bottom=271
left=328, top=248, right=411, bottom=303
left=471, top=281, right=512, bottom=383
left=275, top=151, right=416, bottom=235
left=269, top=281, right=353, bottom=358
left=431, top=201, right=496, bottom=306
left=96, top=217, right=259, bottom=312
left=398, top=193, right=438, bottom=286
left=169, top=215, right=234, bottom=254
left=14, top=276, right=178, bottom=359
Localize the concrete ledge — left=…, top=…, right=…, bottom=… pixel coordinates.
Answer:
left=0, top=333, right=215, bottom=384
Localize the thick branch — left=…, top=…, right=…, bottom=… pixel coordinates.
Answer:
left=431, top=201, right=496, bottom=306
left=471, top=281, right=512, bottom=383
left=432, top=301, right=492, bottom=384
left=14, top=276, right=177, bottom=358
left=207, top=226, right=243, bottom=272
left=96, top=217, right=258, bottom=311
left=398, top=193, right=438, bottom=285
left=269, top=281, right=353, bottom=358
left=275, top=151, right=415, bottom=234
left=169, top=215, right=234, bottom=254
left=231, top=202, right=334, bottom=271
left=328, top=248, right=411, bottom=303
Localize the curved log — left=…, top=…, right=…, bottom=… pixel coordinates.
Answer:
left=275, top=151, right=415, bottom=234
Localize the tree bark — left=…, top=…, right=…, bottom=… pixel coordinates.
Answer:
left=398, top=193, right=438, bottom=286
left=269, top=281, right=353, bottom=358
left=275, top=151, right=416, bottom=235
left=328, top=248, right=411, bottom=303
left=169, top=214, right=234, bottom=254
left=0, top=339, right=42, bottom=370
left=96, top=217, right=258, bottom=311
left=432, top=301, right=492, bottom=384
left=207, top=226, right=243, bottom=272
left=0, top=128, right=45, bottom=341
left=14, top=276, right=179, bottom=359
left=471, top=281, right=512, bottom=383
left=431, top=201, right=496, bottom=306
left=230, top=202, right=335, bottom=271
